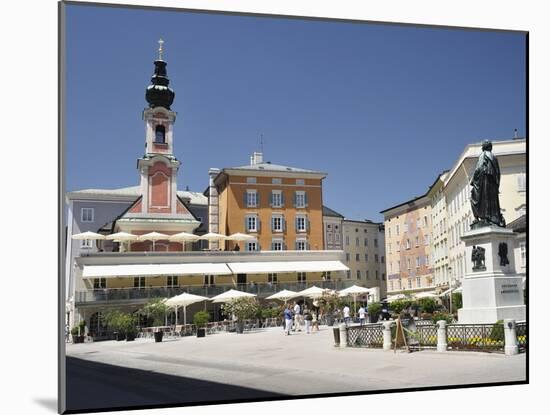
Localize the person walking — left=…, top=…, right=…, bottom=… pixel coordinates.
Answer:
left=358, top=305, right=366, bottom=326
left=303, top=306, right=312, bottom=334
left=311, top=307, right=319, bottom=331
left=293, top=302, right=302, bottom=332
left=343, top=304, right=351, bottom=326
left=284, top=305, right=293, bottom=335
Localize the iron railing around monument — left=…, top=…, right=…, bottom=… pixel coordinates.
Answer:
left=446, top=323, right=505, bottom=352
left=346, top=324, right=384, bottom=348
left=516, top=321, right=527, bottom=353
left=416, top=324, right=438, bottom=348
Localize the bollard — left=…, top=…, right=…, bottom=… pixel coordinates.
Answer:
left=437, top=320, right=447, bottom=352
left=504, top=319, right=519, bottom=356
left=333, top=327, right=340, bottom=347
left=339, top=323, right=348, bottom=347
left=382, top=321, right=393, bottom=351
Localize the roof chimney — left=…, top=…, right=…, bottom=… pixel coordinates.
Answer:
left=250, top=151, right=263, bottom=165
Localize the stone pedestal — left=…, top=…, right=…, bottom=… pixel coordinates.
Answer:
left=458, top=226, right=525, bottom=324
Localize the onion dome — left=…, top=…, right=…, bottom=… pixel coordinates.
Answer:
left=145, top=39, right=175, bottom=110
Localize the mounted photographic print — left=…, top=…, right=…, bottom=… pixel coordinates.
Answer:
left=59, top=1, right=527, bottom=413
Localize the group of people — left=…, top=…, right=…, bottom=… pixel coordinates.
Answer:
left=342, top=304, right=369, bottom=325
left=283, top=302, right=319, bottom=335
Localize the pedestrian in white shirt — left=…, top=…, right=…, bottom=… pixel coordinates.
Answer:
left=293, top=302, right=302, bottom=331
left=358, top=306, right=366, bottom=325
left=343, top=305, right=351, bottom=325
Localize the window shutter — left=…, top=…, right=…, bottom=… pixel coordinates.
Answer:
left=271, top=241, right=275, bottom=251
left=244, top=216, right=248, bottom=232
left=257, top=192, right=260, bottom=207
left=294, top=241, right=298, bottom=250
left=243, top=191, right=248, bottom=207
left=269, top=192, right=273, bottom=207
left=257, top=216, right=261, bottom=232
left=307, top=219, right=310, bottom=232
left=295, top=217, right=299, bottom=231
left=281, top=192, right=285, bottom=207
left=304, top=192, right=308, bottom=207
left=271, top=216, right=274, bottom=232
left=282, top=217, right=286, bottom=232
left=293, top=192, right=297, bottom=207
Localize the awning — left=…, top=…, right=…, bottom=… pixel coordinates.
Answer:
left=439, top=285, right=462, bottom=296
left=226, top=260, right=349, bottom=274
left=82, top=263, right=232, bottom=278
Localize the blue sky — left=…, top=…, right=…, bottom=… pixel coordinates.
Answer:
left=65, top=4, right=526, bottom=221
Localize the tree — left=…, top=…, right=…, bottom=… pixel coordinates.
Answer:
left=139, top=298, right=169, bottom=326
left=221, top=297, right=260, bottom=321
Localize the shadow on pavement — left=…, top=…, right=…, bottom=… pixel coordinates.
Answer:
left=65, top=356, right=286, bottom=413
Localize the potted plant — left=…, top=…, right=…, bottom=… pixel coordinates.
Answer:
left=367, top=302, right=382, bottom=323
left=193, top=311, right=210, bottom=337
left=139, top=299, right=169, bottom=342
left=70, top=320, right=86, bottom=344
left=105, top=310, right=125, bottom=341
left=122, top=313, right=138, bottom=341
left=221, top=297, right=260, bottom=333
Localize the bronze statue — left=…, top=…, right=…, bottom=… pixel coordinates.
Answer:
left=471, top=245, right=486, bottom=271
left=470, top=140, right=506, bottom=228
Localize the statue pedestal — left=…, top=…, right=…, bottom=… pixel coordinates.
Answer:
left=458, top=226, right=525, bottom=324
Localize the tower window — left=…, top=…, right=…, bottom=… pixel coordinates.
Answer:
left=155, top=125, right=166, bottom=143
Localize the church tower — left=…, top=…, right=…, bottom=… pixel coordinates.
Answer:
left=138, top=39, right=180, bottom=214
left=114, top=40, right=199, bottom=248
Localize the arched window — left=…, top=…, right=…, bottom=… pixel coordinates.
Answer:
left=155, top=125, right=166, bottom=143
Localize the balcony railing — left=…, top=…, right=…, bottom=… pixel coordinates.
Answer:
left=75, top=279, right=358, bottom=304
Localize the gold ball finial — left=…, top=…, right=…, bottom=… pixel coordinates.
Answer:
left=158, top=38, right=164, bottom=60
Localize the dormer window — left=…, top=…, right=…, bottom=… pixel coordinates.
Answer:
left=155, top=125, right=166, bottom=143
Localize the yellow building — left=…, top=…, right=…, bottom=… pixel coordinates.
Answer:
left=381, top=194, right=434, bottom=295
left=212, top=151, right=326, bottom=253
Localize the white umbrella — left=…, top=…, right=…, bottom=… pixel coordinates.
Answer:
left=414, top=291, right=439, bottom=299
left=138, top=231, right=169, bottom=251
left=339, top=285, right=372, bottom=315
left=168, top=232, right=200, bottom=251
left=295, top=285, right=327, bottom=299
left=210, top=289, right=256, bottom=303
left=199, top=232, right=228, bottom=251
left=106, top=232, right=137, bottom=252
left=266, top=289, right=298, bottom=303
left=226, top=232, right=254, bottom=251
left=386, top=294, right=407, bottom=303
left=72, top=231, right=106, bottom=251
left=166, top=292, right=209, bottom=325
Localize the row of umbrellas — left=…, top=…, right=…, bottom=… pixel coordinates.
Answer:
left=162, top=284, right=374, bottom=325
left=72, top=231, right=254, bottom=250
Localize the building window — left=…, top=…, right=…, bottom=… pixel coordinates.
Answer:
left=81, top=208, right=94, bottom=223
left=374, top=239, right=378, bottom=247
left=93, top=278, right=106, bottom=289
left=296, top=239, right=307, bottom=250
left=335, top=233, right=340, bottom=242
left=355, top=237, right=360, bottom=246
left=416, top=257, right=420, bottom=268
left=366, top=270, right=370, bottom=279
left=404, top=223, right=408, bottom=233
left=356, top=270, right=361, bottom=279
left=167, top=276, right=178, bottom=287
left=416, top=218, right=421, bottom=229
left=204, top=275, right=215, bottom=285
left=408, top=279, right=413, bottom=289
left=327, top=233, right=333, bottom=242
left=134, top=277, right=145, bottom=289
left=297, top=272, right=306, bottom=283
left=381, top=255, right=385, bottom=263
left=424, top=216, right=428, bottom=227
left=246, top=241, right=259, bottom=251
left=346, top=253, right=350, bottom=262
left=246, top=190, right=258, bottom=207
left=271, top=239, right=283, bottom=251
left=155, top=125, right=166, bottom=143
left=517, top=173, right=526, bottom=192
left=520, top=242, right=526, bottom=267
left=364, top=238, right=368, bottom=246
left=271, top=190, right=283, bottom=208
left=268, top=273, right=278, bottom=283
left=397, top=260, right=401, bottom=271
left=272, top=215, right=284, bottom=232
left=388, top=244, right=392, bottom=254
left=346, top=270, right=351, bottom=279
left=322, top=271, right=331, bottom=280
left=246, top=177, right=256, bottom=184
left=295, top=191, right=307, bottom=208
left=425, top=235, right=430, bottom=246
left=426, top=255, right=429, bottom=265
left=376, top=270, right=379, bottom=280
left=345, top=235, right=350, bottom=246
left=415, top=236, right=419, bottom=247
left=396, top=224, right=400, bottom=235
left=356, top=253, right=360, bottom=261
left=388, top=228, right=392, bottom=238
left=246, top=215, right=258, bottom=232
left=416, top=277, right=421, bottom=287
left=390, top=280, right=394, bottom=291
left=296, top=179, right=305, bottom=185
left=272, top=178, right=282, bottom=184
left=296, top=216, right=307, bottom=232
left=365, top=254, right=368, bottom=262
left=407, top=258, right=411, bottom=270
left=375, top=254, right=379, bottom=262
left=80, top=239, right=93, bottom=249
left=396, top=241, right=400, bottom=252
left=406, top=239, right=411, bottom=249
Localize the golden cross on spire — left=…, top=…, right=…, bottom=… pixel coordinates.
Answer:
left=158, top=38, right=164, bottom=60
